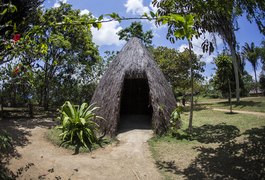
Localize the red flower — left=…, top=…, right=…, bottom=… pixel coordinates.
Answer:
left=13, top=65, right=21, bottom=76
left=12, top=34, right=21, bottom=42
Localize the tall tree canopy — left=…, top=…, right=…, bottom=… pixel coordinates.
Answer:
left=0, top=0, right=43, bottom=36
left=213, top=54, right=235, bottom=98
left=151, top=46, right=205, bottom=95
left=117, top=21, right=153, bottom=47
left=153, top=0, right=265, bottom=102
left=1, top=3, right=100, bottom=110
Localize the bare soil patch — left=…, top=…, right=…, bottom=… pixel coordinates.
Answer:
left=1, top=117, right=161, bottom=180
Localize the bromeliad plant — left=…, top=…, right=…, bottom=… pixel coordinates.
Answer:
left=56, top=101, right=103, bottom=151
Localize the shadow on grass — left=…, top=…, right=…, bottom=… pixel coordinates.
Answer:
left=182, top=105, right=208, bottom=113
left=172, top=123, right=240, bottom=144
left=217, top=100, right=262, bottom=108
left=224, top=112, right=238, bottom=115
left=184, top=126, right=265, bottom=179
left=158, top=126, right=265, bottom=179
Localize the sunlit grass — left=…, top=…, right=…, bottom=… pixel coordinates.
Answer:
left=198, top=96, right=265, bottom=113
left=149, top=109, right=265, bottom=179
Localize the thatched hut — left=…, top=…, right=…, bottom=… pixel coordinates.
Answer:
left=91, top=37, right=176, bottom=136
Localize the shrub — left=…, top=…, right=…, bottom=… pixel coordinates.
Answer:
left=0, top=131, right=12, bottom=153
left=56, top=101, right=103, bottom=151
left=169, top=106, right=183, bottom=134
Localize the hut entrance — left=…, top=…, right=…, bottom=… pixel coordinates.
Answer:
left=119, top=78, right=152, bottom=131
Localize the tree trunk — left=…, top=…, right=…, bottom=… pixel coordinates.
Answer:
left=43, top=69, right=49, bottom=111
left=228, top=79, right=233, bottom=113
left=28, top=101, right=33, bottom=118
left=229, top=43, right=240, bottom=103
left=43, top=84, right=49, bottom=111
left=188, top=41, right=194, bottom=134
left=254, top=68, right=258, bottom=94
left=38, top=87, right=43, bottom=106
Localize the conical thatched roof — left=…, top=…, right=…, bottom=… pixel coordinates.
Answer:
left=91, top=37, right=176, bottom=136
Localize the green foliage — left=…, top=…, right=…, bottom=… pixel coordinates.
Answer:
left=154, top=0, right=265, bottom=102
left=159, top=13, right=197, bottom=41
left=151, top=46, right=205, bottom=95
left=154, top=0, right=265, bottom=41
left=117, top=21, right=153, bottom=47
left=169, top=106, right=183, bottom=133
left=260, top=73, right=265, bottom=95
left=56, top=101, right=103, bottom=150
left=0, top=131, right=12, bottom=152
left=156, top=10, right=198, bottom=133
left=0, top=0, right=43, bottom=62
left=24, top=3, right=100, bottom=109
left=213, top=54, right=234, bottom=97
left=107, top=12, right=122, bottom=22
left=241, top=72, right=255, bottom=96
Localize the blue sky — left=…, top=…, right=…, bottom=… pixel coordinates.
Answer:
left=45, top=0, right=265, bottom=80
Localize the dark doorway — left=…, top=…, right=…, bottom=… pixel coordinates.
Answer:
left=119, top=78, right=152, bottom=131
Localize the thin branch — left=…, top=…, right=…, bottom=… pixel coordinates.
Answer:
left=54, top=17, right=157, bottom=26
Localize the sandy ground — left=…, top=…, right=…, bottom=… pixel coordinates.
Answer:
left=3, top=117, right=162, bottom=180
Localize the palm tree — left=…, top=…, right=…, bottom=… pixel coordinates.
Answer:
left=242, top=42, right=259, bottom=93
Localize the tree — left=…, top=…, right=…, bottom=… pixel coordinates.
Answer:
left=117, top=21, right=153, bottom=47
left=15, top=3, right=100, bottom=110
left=260, top=73, right=265, bottom=95
left=242, top=42, right=260, bottom=93
left=213, top=54, right=234, bottom=113
left=157, top=13, right=198, bottom=133
left=153, top=0, right=265, bottom=103
left=151, top=46, right=205, bottom=95
left=241, top=71, right=255, bottom=96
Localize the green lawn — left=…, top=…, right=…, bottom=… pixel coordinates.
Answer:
left=149, top=109, right=265, bottom=180
left=197, top=96, right=265, bottom=113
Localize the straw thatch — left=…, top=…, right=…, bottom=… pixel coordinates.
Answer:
left=91, top=37, right=176, bottom=136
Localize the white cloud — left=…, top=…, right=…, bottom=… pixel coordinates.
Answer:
left=124, top=0, right=149, bottom=15
left=124, top=0, right=165, bottom=34
left=91, top=20, right=125, bottom=46
left=178, top=33, right=223, bottom=64
left=53, top=0, right=67, bottom=8
left=80, top=9, right=90, bottom=16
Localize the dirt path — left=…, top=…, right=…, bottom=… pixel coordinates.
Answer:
left=212, top=108, right=265, bottom=116
left=5, top=119, right=161, bottom=180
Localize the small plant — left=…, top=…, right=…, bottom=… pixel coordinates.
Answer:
left=0, top=131, right=12, bottom=152
left=169, top=106, right=183, bottom=134
left=56, top=101, right=103, bottom=152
